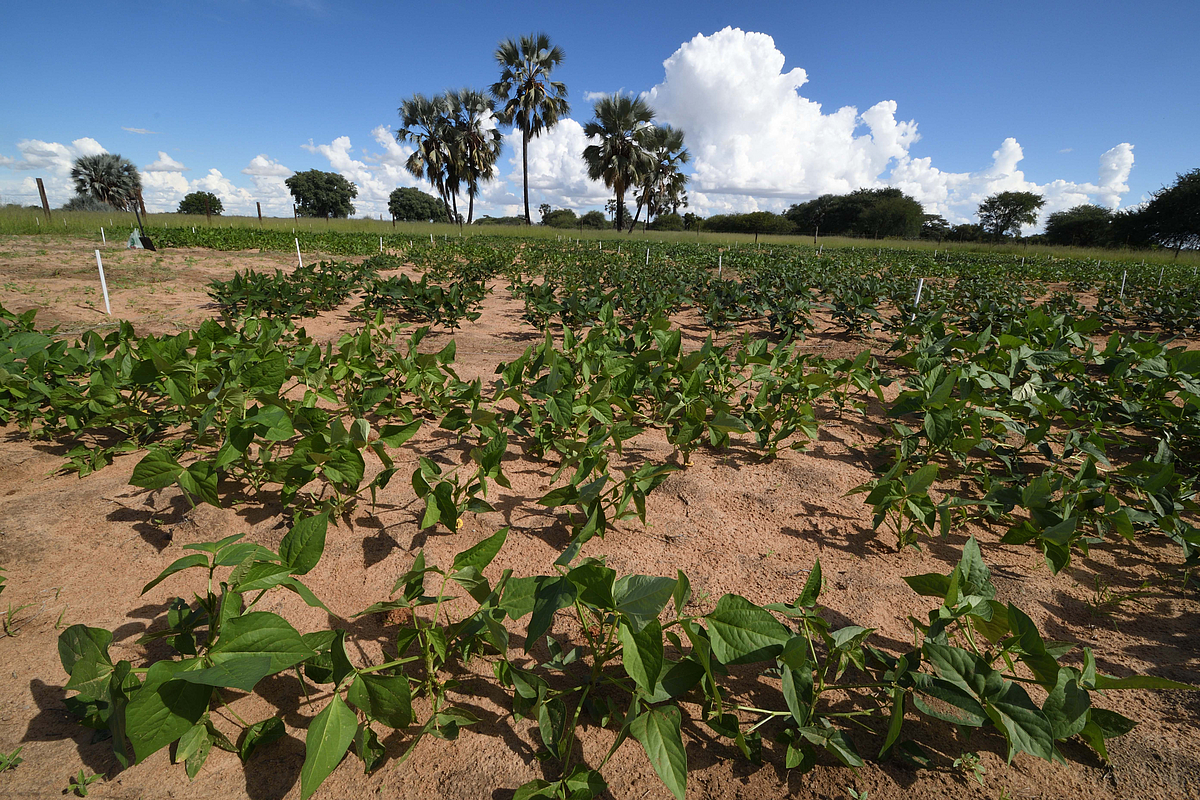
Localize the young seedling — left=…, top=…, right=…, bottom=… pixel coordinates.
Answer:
left=0, top=747, right=23, bottom=772
left=67, top=769, right=103, bottom=797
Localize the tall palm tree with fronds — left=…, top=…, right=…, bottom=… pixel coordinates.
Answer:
left=632, top=125, right=690, bottom=229
left=70, top=153, right=142, bottom=211
left=490, top=33, right=569, bottom=225
left=397, top=93, right=455, bottom=223
left=582, top=94, right=655, bottom=233
left=447, top=89, right=502, bottom=225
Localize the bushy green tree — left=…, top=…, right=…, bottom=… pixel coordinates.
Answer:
left=491, top=33, right=570, bottom=225
left=1043, top=204, right=1112, bottom=247
left=786, top=188, right=923, bottom=239
left=648, top=212, right=684, bottom=231
left=579, top=210, right=606, bottom=229
left=977, top=191, right=1045, bottom=239
left=60, top=194, right=113, bottom=212
left=285, top=170, right=357, bottom=218
left=704, top=211, right=794, bottom=238
left=920, top=214, right=950, bottom=241
left=541, top=208, right=579, bottom=228
left=177, top=191, right=223, bottom=215
left=70, top=153, right=142, bottom=211
left=388, top=187, right=448, bottom=222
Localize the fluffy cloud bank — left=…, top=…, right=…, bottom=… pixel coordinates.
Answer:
left=642, top=27, right=1134, bottom=225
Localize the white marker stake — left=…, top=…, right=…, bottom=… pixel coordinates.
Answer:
left=101, top=227, right=106, bottom=244
left=818, top=245, right=823, bottom=256
left=618, top=244, right=621, bottom=254
left=295, top=238, right=303, bottom=269
left=718, top=253, right=723, bottom=278
left=911, top=277, right=925, bottom=322
left=380, top=236, right=383, bottom=253
left=430, top=234, right=434, bottom=244
left=645, top=248, right=650, bottom=266
left=1119, top=270, right=1127, bottom=300
left=94, top=250, right=111, bottom=315
left=1159, top=266, right=1165, bottom=287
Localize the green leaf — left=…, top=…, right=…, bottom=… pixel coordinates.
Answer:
left=354, top=722, right=384, bottom=773
left=238, top=717, right=285, bottom=763
left=526, top=577, right=577, bottom=652
left=568, top=561, right=616, bottom=609
left=232, top=562, right=294, bottom=594
left=901, top=572, right=951, bottom=599
left=173, top=656, right=273, bottom=692
left=630, top=705, right=687, bottom=800
left=179, top=460, right=219, bottom=507
left=706, top=594, right=791, bottom=665
left=130, top=449, right=183, bottom=490
left=125, top=660, right=212, bottom=763
left=1042, top=671, right=1090, bottom=742
left=141, top=554, right=211, bottom=595
left=280, top=512, right=329, bottom=576
left=796, top=560, right=822, bottom=607
left=1093, top=674, right=1198, bottom=691
left=300, top=694, right=358, bottom=800
left=59, top=625, right=113, bottom=675
left=209, top=612, right=316, bottom=674
left=614, top=574, right=677, bottom=633
left=618, top=619, right=664, bottom=694
left=985, top=681, right=1055, bottom=762
left=346, top=673, right=413, bottom=729
left=451, top=527, right=508, bottom=574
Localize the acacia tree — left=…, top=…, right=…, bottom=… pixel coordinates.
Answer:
left=177, top=191, right=223, bottom=215
left=448, top=89, right=502, bottom=225
left=1141, top=168, right=1200, bottom=257
left=491, top=33, right=569, bottom=225
left=583, top=94, right=656, bottom=233
left=70, top=153, right=142, bottom=211
left=285, top=170, right=357, bottom=218
left=631, top=125, right=689, bottom=230
left=1043, top=204, right=1112, bottom=247
left=977, top=191, right=1045, bottom=239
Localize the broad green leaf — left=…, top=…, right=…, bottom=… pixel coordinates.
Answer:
left=233, top=562, right=294, bottom=594
left=346, top=673, right=413, bottom=729
left=526, top=577, right=577, bottom=653
left=618, top=619, right=664, bottom=694
left=901, top=572, right=951, bottom=599
left=173, top=656, right=273, bottom=692
left=706, top=594, right=791, bottom=665
left=630, top=705, right=687, bottom=800
left=985, top=682, right=1055, bottom=762
left=130, top=449, right=183, bottom=490
left=614, top=574, right=677, bottom=633
left=451, top=526, right=508, bottom=574
left=300, top=694, right=358, bottom=800
left=209, top=612, right=315, bottom=674
left=58, top=625, right=113, bottom=688
left=142, top=554, right=211, bottom=595
left=568, top=561, right=616, bottom=609
left=1042, top=671, right=1090, bottom=741
left=179, top=461, right=219, bottom=506
left=279, top=512, right=329, bottom=576
left=796, top=560, right=822, bottom=607
left=126, top=660, right=212, bottom=763
left=238, top=717, right=285, bottom=763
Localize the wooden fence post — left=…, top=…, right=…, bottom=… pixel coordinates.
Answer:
left=36, top=178, right=51, bottom=221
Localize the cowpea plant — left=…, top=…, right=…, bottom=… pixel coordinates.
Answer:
left=59, top=531, right=1196, bottom=799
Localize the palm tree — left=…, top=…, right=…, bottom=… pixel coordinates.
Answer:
left=582, top=94, right=655, bottom=233
left=632, top=125, right=689, bottom=229
left=490, top=33, right=569, bottom=225
left=397, top=93, right=455, bottom=223
left=447, top=89, right=502, bottom=225
left=70, top=153, right=142, bottom=211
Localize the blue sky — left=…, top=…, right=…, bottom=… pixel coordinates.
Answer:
left=2, top=0, right=1196, bottom=228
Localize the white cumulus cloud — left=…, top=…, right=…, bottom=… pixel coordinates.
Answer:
left=144, top=151, right=188, bottom=172
left=639, top=27, right=1135, bottom=228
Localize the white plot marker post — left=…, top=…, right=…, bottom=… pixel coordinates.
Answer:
left=94, top=250, right=111, bottom=315
left=101, top=228, right=106, bottom=244
left=380, top=236, right=383, bottom=253
left=295, top=238, right=303, bottom=269
left=1119, top=270, right=1127, bottom=300
left=645, top=248, right=650, bottom=266
left=910, top=277, right=925, bottom=322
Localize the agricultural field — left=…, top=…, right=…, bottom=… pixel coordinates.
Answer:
left=0, top=229, right=1197, bottom=800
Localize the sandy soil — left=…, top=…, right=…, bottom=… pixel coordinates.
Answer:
left=0, top=235, right=1197, bottom=800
